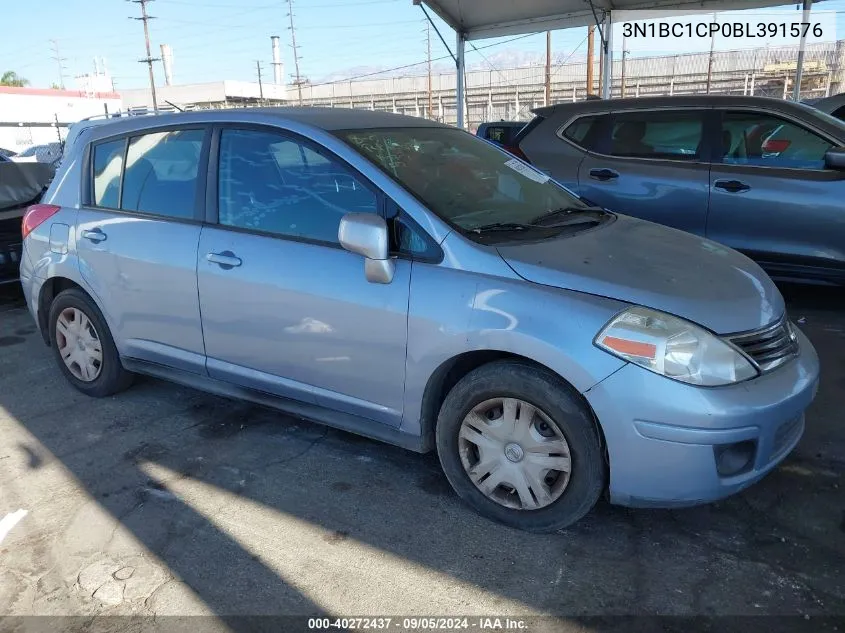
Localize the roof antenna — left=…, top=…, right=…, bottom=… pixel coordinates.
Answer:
left=163, top=99, right=184, bottom=112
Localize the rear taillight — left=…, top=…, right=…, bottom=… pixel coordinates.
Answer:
left=504, top=144, right=531, bottom=163
left=22, top=204, right=61, bottom=239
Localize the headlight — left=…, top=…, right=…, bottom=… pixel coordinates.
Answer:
left=595, top=306, right=758, bottom=386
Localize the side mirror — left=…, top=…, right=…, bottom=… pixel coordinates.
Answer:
left=338, top=213, right=395, bottom=284
left=824, top=147, right=845, bottom=170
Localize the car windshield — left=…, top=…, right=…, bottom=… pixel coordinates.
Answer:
left=336, top=127, right=590, bottom=236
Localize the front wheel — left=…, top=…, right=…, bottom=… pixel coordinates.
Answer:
left=436, top=361, right=605, bottom=532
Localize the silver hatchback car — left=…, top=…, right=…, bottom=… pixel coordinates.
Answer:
left=20, top=108, right=819, bottom=532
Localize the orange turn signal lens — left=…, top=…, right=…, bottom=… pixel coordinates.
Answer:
left=600, top=336, right=657, bottom=359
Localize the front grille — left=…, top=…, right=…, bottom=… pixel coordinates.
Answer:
left=727, top=316, right=799, bottom=372
left=772, top=415, right=804, bottom=458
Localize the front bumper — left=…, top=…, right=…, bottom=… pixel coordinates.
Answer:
left=585, top=328, right=820, bottom=508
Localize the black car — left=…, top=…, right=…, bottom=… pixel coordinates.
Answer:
left=0, top=161, right=55, bottom=284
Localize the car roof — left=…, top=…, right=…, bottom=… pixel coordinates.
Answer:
left=532, top=95, right=822, bottom=117
left=74, top=106, right=450, bottom=141
left=805, top=92, right=845, bottom=114
left=479, top=121, right=525, bottom=127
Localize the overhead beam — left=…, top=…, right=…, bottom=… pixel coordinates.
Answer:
left=601, top=11, right=613, bottom=99
left=456, top=32, right=466, bottom=128
left=420, top=0, right=819, bottom=40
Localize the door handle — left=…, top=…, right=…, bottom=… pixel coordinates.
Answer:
left=714, top=179, right=751, bottom=193
left=81, top=228, right=107, bottom=243
left=206, top=251, right=242, bottom=270
left=589, top=168, right=619, bottom=181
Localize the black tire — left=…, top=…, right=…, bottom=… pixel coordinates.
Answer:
left=48, top=288, right=134, bottom=397
left=436, top=360, right=604, bottom=532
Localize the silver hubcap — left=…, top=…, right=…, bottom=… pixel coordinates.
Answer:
left=459, top=397, right=572, bottom=511
left=56, top=307, right=103, bottom=382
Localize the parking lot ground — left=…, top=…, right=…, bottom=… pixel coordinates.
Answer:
left=0, top=282, right=844, bottom=632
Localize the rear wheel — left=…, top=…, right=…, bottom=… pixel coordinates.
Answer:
left=48, top=288, right=133, bottom=397
left=436, top=360, right=604, bottom=532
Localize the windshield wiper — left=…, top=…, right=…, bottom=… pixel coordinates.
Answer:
left=471, top=222, right=538, bottom=233
left=530, top=206, right=607, bottom=226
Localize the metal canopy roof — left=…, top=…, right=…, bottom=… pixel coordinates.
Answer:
left=421, top=0, right=817, bottom=40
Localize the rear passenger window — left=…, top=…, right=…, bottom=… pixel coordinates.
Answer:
left=609, top=112, right=703, bottom=160
left=92, top=139, right=125, bottom=208
left=217, top=129, right=377, bottom=244
left=121, top=129, right=204, bottom=219
left=485, top=126, right=507, bottom=142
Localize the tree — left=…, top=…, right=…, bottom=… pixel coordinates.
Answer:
left=1, top=71, right=30, bottom=87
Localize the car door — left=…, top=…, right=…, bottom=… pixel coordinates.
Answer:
left=576, top=109, right=712, bottom=236
left=707, top=109, right=845, bottom=283
left=76, top=127, right=209, bottom=373
left=197, top=126, right=411, bottom=427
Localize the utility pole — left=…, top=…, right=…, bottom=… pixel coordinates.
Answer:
left=544, top=31, right=551, bottom=106
left=255, top=61, right=264, bottom=104
left=426, top=21, right=433, bottom=119
left=586, top=25, right=595, bottom=96
left=620, top=34, right=628, bottom=98
left=706, top=12, right=716, bottom=94
left=287, top=0, right=303, bottom=106
left=49, top=39, right=66, bottom=89
left=130, top=0, right=160, bottom=113
left=793, top=0, right=813, bottom=101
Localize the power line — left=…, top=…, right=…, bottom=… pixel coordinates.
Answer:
left=129, top=0, right=160, bottom=113
left=305, top=32, right=537, bottom=89
left=551, top=33, right=589, bottom=78
left=49, top=39, right=67, bottom=89
left=157, top=0, right=398, bottom=7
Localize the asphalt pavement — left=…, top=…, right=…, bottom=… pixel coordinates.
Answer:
left=0, top=281, right=843, bottom=633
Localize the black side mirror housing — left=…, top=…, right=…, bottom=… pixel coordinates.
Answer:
left=824, top=147, right=845, bottom=170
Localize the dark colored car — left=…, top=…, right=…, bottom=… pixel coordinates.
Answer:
left=804, top=93, right=845, bottom=120
left=0, top=161, right=55, bottom=284
left=514, top=95, right=845, bottom=286
left=476, top=120, right=525, bottom=148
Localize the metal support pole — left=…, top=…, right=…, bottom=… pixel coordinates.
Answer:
left=793, top=0, right=813, bottom=101
left=706, top=12, right=716, bottom=94
left=601, top=11, right=613, bottom=99
left=456, top=31, right=466, bottom=128
left=544, top=31, right=552, bottom=106
left=586, top=26, right=595, bottom=96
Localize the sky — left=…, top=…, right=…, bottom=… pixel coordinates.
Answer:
left=2, top=0, right=845, bottom=91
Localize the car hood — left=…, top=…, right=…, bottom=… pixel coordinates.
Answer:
left=496, top=214, right=784, bottom=334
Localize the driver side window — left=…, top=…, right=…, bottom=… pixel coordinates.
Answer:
left=720, top=111, right=833, bottom=170
left=217, top=128, right=378, bottom=244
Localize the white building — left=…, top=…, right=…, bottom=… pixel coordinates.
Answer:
left=120, top=80, right=288, bottom=112
left=0, top=86, right=122, bottom=153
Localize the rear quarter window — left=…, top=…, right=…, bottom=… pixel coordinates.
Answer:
left=92, top=139, right=125, bottom=208
left=560, top=115, right=605, bottom=152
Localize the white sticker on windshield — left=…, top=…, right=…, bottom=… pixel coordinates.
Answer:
left=504, top=158, right=550, bottom=184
